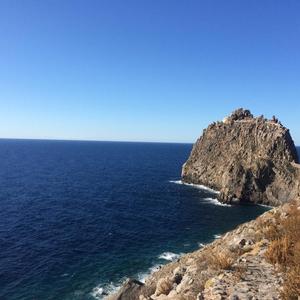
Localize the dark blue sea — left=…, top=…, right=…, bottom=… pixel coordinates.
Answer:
left=1, top=140, right=296, bottom=300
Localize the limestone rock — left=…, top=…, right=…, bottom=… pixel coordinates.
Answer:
left=181, top=108, right=300, bottom=205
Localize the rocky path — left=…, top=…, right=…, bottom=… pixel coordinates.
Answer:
left=201, top=246, right=283, bottom=300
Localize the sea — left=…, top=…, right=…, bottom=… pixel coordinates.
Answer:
left=1, top=140, right=297, bottom=300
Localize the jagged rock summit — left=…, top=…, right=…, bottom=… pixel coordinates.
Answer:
left=182, top=108, right=300, bottom=205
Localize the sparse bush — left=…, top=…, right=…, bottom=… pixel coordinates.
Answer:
left=207, top=250, right=234, bottom=270
left=155, top=277, right=173, bottom=296
left=263, top=223, right=282, bottom=241
left=265, top=236, right=291, bottom=265
left=257, top=210, right=283, bottom=241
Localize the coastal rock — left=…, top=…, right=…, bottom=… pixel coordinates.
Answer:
left=106, top=109, right=300, bottom=299
left=106, top=198, right=300, bottom=300
left=181, top=108, right=300, bottom=205
left=106, top=279, right=145, bottom=300
left=154, top=277, right=173, bottom=296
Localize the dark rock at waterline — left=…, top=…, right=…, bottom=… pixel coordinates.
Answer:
left=181, top=108, right=300, bottom=205
left=106, top=279, right=146, bottom=300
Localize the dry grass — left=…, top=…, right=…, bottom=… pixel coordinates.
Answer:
left=281, top=264, right=300, bottom=300
left=207, top=250, right=234, bottom=270
left=257, top=210, right=282, bottom=241
left=264, top=201, right=300, bottom=299
left=265, top=236, right=291, bottom=265
left=155, top=278, right=173, bottom=296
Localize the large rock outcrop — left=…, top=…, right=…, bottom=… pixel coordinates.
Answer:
left=181, top=108, right=300, bottom=205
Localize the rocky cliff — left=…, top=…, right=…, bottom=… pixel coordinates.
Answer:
left=107, top=198, right=300, bottom=300
left=106, top=109, right=300, bottom=300
left=181, top=108, right=300, bottom=205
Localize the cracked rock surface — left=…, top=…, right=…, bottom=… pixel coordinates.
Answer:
left=182, top=108, right=300, bottom=205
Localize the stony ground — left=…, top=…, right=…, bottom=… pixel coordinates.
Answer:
left=201, top=244, right=283, bottom=300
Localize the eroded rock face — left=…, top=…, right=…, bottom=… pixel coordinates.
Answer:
left=182, top=108, right=300, bottom=205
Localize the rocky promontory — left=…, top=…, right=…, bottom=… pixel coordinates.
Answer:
left=182, top=108, right=300, bottom=205
left=107, top=109, right=300, bottom=300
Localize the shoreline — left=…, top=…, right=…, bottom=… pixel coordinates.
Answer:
left=106, top=200, right=296, bottom=300
left=93, top=229, right=229, bottom=299
left=169, top=180, right=220, bottom=195
left=102, top=188, right=273, bottom=300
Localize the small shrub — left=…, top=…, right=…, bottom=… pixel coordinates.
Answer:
left=265, top=236, right=291, bottom=265
left=263, top=223, right=282, bottom=241
left=155, top=277, right=173, bottom=296
left=207, top=250, right=234, bottom=270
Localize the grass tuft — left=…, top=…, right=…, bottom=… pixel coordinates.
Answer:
left=207, top=250, right=234, bottom=270
left=264, top=201, right=300, bottom=300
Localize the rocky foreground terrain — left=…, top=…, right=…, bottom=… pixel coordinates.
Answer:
left=182, top=108, right=300, bottom=205
left=108, top=198, right=300, bottom=300
left=107, top=109, right=300, bottom=300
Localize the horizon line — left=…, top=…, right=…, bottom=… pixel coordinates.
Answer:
left=0, top=137, right=298, bottom=147
left=0, top=137, right=194, bottom=145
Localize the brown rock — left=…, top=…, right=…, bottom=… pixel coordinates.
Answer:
left=181, top=108, right=300, bottom=205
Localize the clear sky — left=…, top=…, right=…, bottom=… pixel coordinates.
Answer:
left=0, top=0, right=299, bottom=144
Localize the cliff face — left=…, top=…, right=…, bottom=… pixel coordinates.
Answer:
left=182, top=108, right=300, bottom=205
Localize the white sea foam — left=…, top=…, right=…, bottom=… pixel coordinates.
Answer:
left=91, top=281, right=123, bottom=300
left=138, top=251, right=184, bottom=283
left=137, top=264, right=161, bottom=283
left=91, top=257, right=180, bottom=298
left=169, top=180, right=220, bottom=194
left=257, top=203, right=273, bottom=209
left=198, top=242, right=205, bottom=248
left=91, top=286, right=104, bottom=299
left=202, top=197, right=231, bottom=207
left=91, top=264, right=163, bottom=299
left=214, top=234, right=222, bottom=239
left=158, top=251, right=181, bottom=261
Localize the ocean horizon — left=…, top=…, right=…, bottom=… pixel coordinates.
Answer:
left=1, top=139, right=297, bottom=299
left=0, top=138, right=194, bottom=145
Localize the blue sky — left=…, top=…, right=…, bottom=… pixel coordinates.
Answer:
left=0, top=0, right=299, bottom=144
